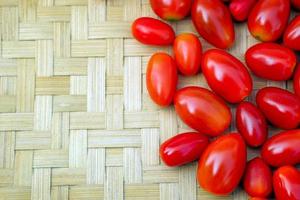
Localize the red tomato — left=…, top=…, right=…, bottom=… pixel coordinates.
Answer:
left=173, top=33, right=202, bottom=76
left=245, top=43, right=297, bottom=81
left=273, top=166, right=300, bottom=200
left=236, top=102, right=268, bottom=147
left=243, top=157, right=273, bottom=198
left=131, top=17, right=175, bottom=46
left=248, top=0, right=290, bottom=42
left=262, top=129, right=300, bottom=167
left=229, top=0, right=257, bottom=22
left=146, top=53, right=178, bottom=106
left=150, top=0, right=192, bottom=21
left=191, top=0, right=235, bottom=49
left=174, top=86, right=231, bottom=137
left=294, top=64, right=300, bottom=97
left=249, top=198, right=268, bottom=200
left=283, top=15, right=300, bottom=51
left=197, top=133, right=246, bottom=195
left=292, top=0, right=300, bottom=10
left=202, top=49, right=253, bottom=103
left=256, top=87, right=300, bottom=129
left=160, top=132, right=209, bottom=167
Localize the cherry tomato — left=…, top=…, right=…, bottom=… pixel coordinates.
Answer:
left=292, top=0, right=300, bottom=10
left=294, top=64, right=300, bottom=97
left=256, top=87, right=300, bottom=129
left=283, top=15, right=300, bottom=51
left=160, top=132, right=209, bottom=167
left=262, top=129, right=300, bottom=167
left=236, top=102, right=268, bottom=147
left=150, top=0, right=192, bottom=21
left=243, top=157, right=273, bottom=198
left=174, top=86, right=231, bottom=137
left=173, top=33, right=202, bottom=76
left=197, top=133, right=246, bottom=195
left=146, top=53, right=178, bottom=106
left=249, top=198, right=268, bottom=200
left=191, top=0, right=235, bottom=49
left=273, top=166, right=300, bottom=200
left=229, top=0, right=257, bottom=22
left=131, top=17, right=175, bottom=46
left=248, top=0, right=290, bottom=42
left=245, top=43, right=297, bottom=81
left=202, top=49, right=253, bottom=103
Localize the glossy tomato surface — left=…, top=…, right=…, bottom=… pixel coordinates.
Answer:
left=131, top=17, right=175, bottom=46
left=243, top=157, right=273, bottom=198
left=236, top=102, right=267, bottom=147
left=294, top=64, right=300, bottom=97
left=160, top=132, right=209, bottom=167
left=229, top=0, right=257, bottom=21
left=283, top=15, right=300, bottom=51
left=292, top=0, right=300, bottom=10
left=173, top=33, right=202, bottom=76
left=249, top=198, right=268, bottom=200
left=245, top=43, right=297, bottom=81
left=202, top=49, right=253, bottom=103
left=262, top=129, right=300, bottom=167
left=273, top=166, right=300, bottom=200
left=248, top=0, right=290, bottom=42
left=174, top=86, right=231, bottom=137
left=197, top=133, right=246, bottom=195
left=146, top=53, right=177, bottom=106
left=256, top=87, right=300, bottom=129
left=191, top=0, right=235, bottom=49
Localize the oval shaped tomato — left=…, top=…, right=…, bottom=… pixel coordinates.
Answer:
left=173, top=33, right=202, bottom=76
left=294, top=64, right=300, bottom=97
left=131, top=17, right=175, bottom=46
left=160, top=132, right=209, bottom=167
left=197, top=133, right=246, bottom=195
left=174, top=86, right=231, bottom=137
left=256, top=87, right=300, bottom=129
left=245, top=43, right=297, bottom=81
left=236, top=102, right=268, bottom=147
left=146, top=53, right=177, bottom=106
left=292, top=0, right=300, bottom=10
left=243, top=157, right=273, bottom=198
left=273, top=166, right=300, bottom=200
left=202, top=49, right=253, bottom=103
left=229, top=0, right=257, bottom=22
left=283, top=15, right=300, bottom=51
left=262, top=129, right=300, bottom=167
left=248, top=0, right=290, bottom=42
left=191, top=0, right=235, bottom=49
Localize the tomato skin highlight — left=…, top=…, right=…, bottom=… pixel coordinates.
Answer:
left=197, top=133, right=246, bottom=195
left=294, top=64, right=300, bottom=97
left=191, top=0, right=235, bottom=49
left=173, top=33, right=202, bottom=76
left=131, top=17, right=175, bottom=46
left=229, top=0, right=257, bottom=22
left=291, top=0, right=300, bottom=10
left=201, top=49, right=253, bottom=103
left=283, top=15, right=300, bottom=51
left=160, top=132, right=209, bottom=167
left=236, top=102, right=267, bottom=147
left=146, top=53, right=178, bottom=106
left=245, top=43, right=297, bottom=81
left=248, top=0, right=290, bottom=42
left=174, top=86, right=231, bottom=137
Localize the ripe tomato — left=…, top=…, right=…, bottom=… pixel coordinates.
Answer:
left=202, top=49, right=253, bottom=103
left=292, top=0, right=300, bottom=10
left=150, top=0, right=192, bottom=21
left=174, top=86, right=231, bottom=137
left=273, top=166, right=300, bottom=200
left=248, top=0, right=290, bottom=42
left=245, top=43, right=297, bottom=81
left=256, top=87, right=300, bottom=129
left=249, top=198, right=268, bottom=200
left=283, top=15, right=300, bottom=51
left=243, top=157, right=273, bottom=198
left=236, top=102, right=267, bottom=147
left=160, top=132, right=209, bottom=167
left=131, top=17, right=175, bottom=46
left=262, top=129, right=300, bottom=167
left=197, top=133, right=246, bottom=195
left=294, top=64, right=300, bottom=97
left=173, top=33, right=202, bottom=76
left=146, top=53, right=177, bottom=106
left=229, top=0, right=257, bottom=22
left=191, top=0, right=235, bottom=49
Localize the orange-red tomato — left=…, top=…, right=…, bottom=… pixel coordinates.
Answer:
left=197, top=133, right=246, bottom=195
left=283, top=15, right=300, bottom=51
left=249, top=197, right=268, bottom=200
left=174, top=86, right=231, bottom=137
left=160, top=132, right=209, bottom=167
left=294, top=64, right=300, bottom=97
left=146, top=53, right=178, bottom=106
left=173, top=33, right=202, bottom=76
left=292, top=0, right=300, bottom=10
left=248, top=0, right=290, bottom=42
left=229, top=0, right=257, bottom=22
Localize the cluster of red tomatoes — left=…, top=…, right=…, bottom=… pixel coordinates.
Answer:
left=131, top=0, right=300, bottom=199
